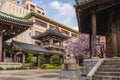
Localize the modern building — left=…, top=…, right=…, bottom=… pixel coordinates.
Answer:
left=0, top=0, right=80, bottom=66
left=22, top=0, right=46, bottom=15
left=22, top=0, right=31, bottom=5
left=0, top=0, right=18, bottom=6
left=0, top=0, right=79, bottom=45
left=24, top=12, right=80, bottom=45
left=0, top=1, right=29, bottom=17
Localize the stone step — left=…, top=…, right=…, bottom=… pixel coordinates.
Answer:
left=95, top=72, right=120, bottom=76
left=98, top=68, right=120, bottom=72
left=104, top=59, right=120, bottom=62
left=102, top=61, right=120, bottom=65
left=92, top=75, right=120, bottom=80
left=100, top=65, right=120, bottom=68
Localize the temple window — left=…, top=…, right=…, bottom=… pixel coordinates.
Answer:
left=61, top=29, right=69, bottom=36
left=42, top=12, right=45, bottom=15
left=71, top=33, right=77, bottom=37
left=37, top=10, right=41, bottom=14
left=36, top=20, right=47, bottom=28
left=49, top=25, right=56, bottom=29
left=35, top=31, right=41, bottom=36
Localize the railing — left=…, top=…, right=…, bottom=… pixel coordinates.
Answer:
left=43, top=45, right=64, bottom=49
left=76, top=0, right=94, bottom=5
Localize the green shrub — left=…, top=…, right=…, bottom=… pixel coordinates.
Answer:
left=6, top=67, right=27, bottom=70
left=15, top=67, right=27, bottom=70
left=51, top=55, right=61, bottom=66
left=45, top=65, right=62, bottom=69
left=40, top=64, right=47, bottom=69
left=38, top=54, right=46, bottom=68
left=0, top=67, right=4, bottom=70
left=27, top=53, right=34, bottom=68
left=6, top=67, right=15, bottom=70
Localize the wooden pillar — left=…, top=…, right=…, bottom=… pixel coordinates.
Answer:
left=60, top=57, right=63, bottom=64
left=16, top=55, right=18, bottom=62
left=49, top=57, right=52, bottom=64
left=60, top=41, right=63, bottom=46
left=118, top=24, right=120, bottom=57
left=22, top=53, right=25, bottom=67
left=112, top=26, right=118, bottom=57
left=89, top=33, right=92, bottom=58
left=91, top=11, right=97, bottom=57
left=14, top=54, right=17, bottom=62
left=0, top=35, right=2, bottom=62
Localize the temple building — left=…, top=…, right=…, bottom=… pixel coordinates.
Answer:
left=0, top=0, right=80, bottom=66
left=0, top=11, right=33, bottom=62
left=10, top=27, right=69, bottom=66
left=75, top=0, right=120, bottom=57
left=0, top=0, right=79, bottom=44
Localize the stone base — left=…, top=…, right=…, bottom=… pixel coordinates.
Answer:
left=60, top=70, right=81, bottom=80
left=0, top=62, right=22, bottom=69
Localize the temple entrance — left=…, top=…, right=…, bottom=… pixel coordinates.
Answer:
left=75, top=0, right=120, bottom=58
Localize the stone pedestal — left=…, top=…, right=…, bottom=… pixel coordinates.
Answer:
left=63, top=59, right=80, bottom=70
left=61, top=52, right=81, bottom=79
left=60, top=70, right=81, bottom=80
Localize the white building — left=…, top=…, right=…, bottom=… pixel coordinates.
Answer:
left=22, top=1, right=46, bottom=15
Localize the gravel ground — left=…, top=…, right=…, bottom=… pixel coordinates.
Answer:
left=0, top=70, right=61, bottom=80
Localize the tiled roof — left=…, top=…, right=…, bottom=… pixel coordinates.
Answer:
left=11, top=40, right=49, bottom=53
left=11, top=40, right=64, bottom=55
left=33, top=27, right=70, bottom=40
left=0, top=11, right=32, bottom=24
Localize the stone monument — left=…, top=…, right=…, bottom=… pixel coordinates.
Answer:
left=60, top=50, right=81, bottom=80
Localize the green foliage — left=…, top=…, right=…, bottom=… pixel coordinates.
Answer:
left=15, top=67, right=27, bottom=70
left=27, top=53, right=34, bottom=67
left=6, top=67, right=15, bottom=70
left=38, top=54, right=46, bottom=66
left=6, top=67, right=27, bottom=70
left=0, top=67, right=4, bottom=70
left=45, top=65, right=62, bottom=69
left=51, top=55, right=61, bottom=66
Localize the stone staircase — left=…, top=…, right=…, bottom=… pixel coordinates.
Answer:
left=92, top=58, right=120, bottom=80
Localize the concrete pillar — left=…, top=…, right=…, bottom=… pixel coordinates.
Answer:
left=22, top=53, right=25, bottom=67
left=0, top=35, right=2, bottom=62
left=91, top=11, right=97, bottom=57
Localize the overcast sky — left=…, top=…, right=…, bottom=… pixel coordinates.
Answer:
left=19, top=0, right=78, bottom=30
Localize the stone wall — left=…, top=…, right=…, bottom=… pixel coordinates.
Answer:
left=81, top=58, right=99, bottom=75
left=0, top=62, right=22, bottom=69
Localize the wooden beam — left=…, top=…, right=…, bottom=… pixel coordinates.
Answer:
left=92, top=10, right=97, bottom=57
left=0, top=35, right=2, bottom=62
left=22, top=53, right=25, bottom=67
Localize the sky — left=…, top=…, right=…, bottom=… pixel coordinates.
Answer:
left=19, top=0, right=78, bottom=30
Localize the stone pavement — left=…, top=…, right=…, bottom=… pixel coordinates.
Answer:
left=0, top=70, right=61, bottom=80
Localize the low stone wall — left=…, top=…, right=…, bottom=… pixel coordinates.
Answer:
left=81, top=58, right=99, bottom=75
left=0, top=62, right=22, bottom=69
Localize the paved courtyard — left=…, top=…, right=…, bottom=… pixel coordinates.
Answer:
left=0, top=70, right=61, bottom=80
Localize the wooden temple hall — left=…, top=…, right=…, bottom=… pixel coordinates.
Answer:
left=0, top=11, right=33, bottom=62
left=75, top=0, right=120, bottom=57
left=9, top=27, right=69, bottom=66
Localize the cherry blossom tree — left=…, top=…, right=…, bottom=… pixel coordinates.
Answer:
left=65, top=34, right=106, bottom=59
